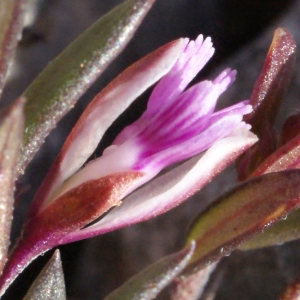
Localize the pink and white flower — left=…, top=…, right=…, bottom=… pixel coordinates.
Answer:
left=28, top=34, right=257, bottom=243
left=0, top=35, right=257, bottom=293
left=49, top=36, right=252, bottom=202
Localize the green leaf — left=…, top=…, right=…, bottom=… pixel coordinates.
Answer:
left=104, top=242, right=195, bottom=300
left=19, top=0, right=156, bottom=174
left=184, top=170, right=300, bottom=274
left=0, top=98, right=23, bottom=274
left=0, top=0, right=27, bottom=97
left=23, top=250, right=66, bottom=300
left=240, top=208, right=300, bottom=250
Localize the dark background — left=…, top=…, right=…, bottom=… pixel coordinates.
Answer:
left=2, top=0, right=300, bottom=299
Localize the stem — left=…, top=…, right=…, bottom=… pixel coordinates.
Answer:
left=0, top=236, right=51, bottom=296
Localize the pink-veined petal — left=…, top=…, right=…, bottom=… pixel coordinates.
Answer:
left=113, top=36, right=215, bottom=146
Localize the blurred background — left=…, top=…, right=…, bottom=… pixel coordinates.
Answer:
left=2, top=0, right=300, bottom=299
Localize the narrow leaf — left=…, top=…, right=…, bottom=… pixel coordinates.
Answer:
left=104, top=242, right=195, bottom=300
left=23, top=250, right=66, bottom=300
left=184, top=170, right=300, bottom=274
left=240, top=132, right=300, bottom=249
left=0, top=98, right=24, bottom=274
left=244, top=28, right=296, bottom=136
left=19, top=0, right=156, bottom=174
left=250, top=132, right=300, bottom=177
left=0, top=0, right=27, bottom=97
left=240, top=208, right=300, bottom=250
left=237, top=28, right=296, bottom=179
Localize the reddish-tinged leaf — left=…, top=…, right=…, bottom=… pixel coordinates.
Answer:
left=184, top=170, right=300, bottom=274
left=0, top=0, right=27, bottom=97
left=239, top=131, right=300, bottom=249
left=0, top=98, right=23, bottom=274
left=23, top=250, right=66, bottom=300
left=0, top=171, right=143, bottom=296
left=244, top=28, right=296, bottom=136
left=279, top=113, right=300, bottom=146
left=236, top=28, right=296, bottom=179
left=32, top=171, right=143, bottom=236
left=239, top=122, right=300, bottom=249
left=104, top=242, right=195, bottom=300
left=250, top=132, right=300, bottom=177
left=19, top=0, right=156, bottom=174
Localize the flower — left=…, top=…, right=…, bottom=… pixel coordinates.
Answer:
left=42, top=36, right=252, bottom=206
left=28, top=34, right=256, bottom=241
left=62, top=39, right=255, bottom=241
left=0, top=35, right=257, bottom=292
